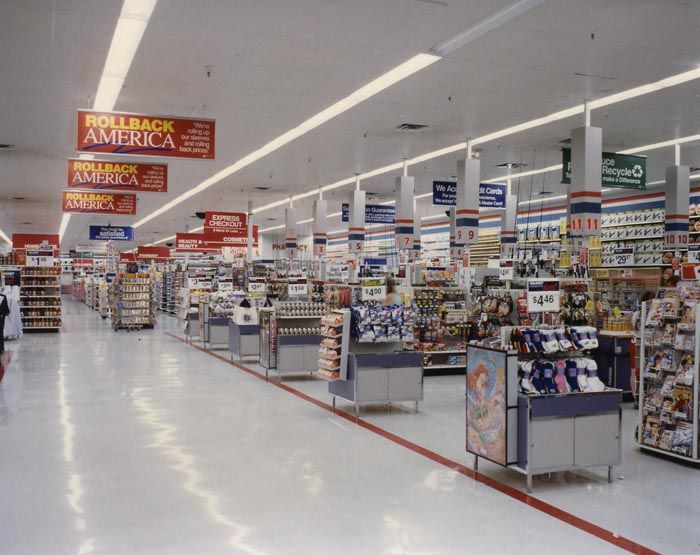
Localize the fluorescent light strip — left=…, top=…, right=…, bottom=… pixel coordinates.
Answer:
left=0, top=228, right=10, bottom=244
left=618, top=134, right=700, bottom=154
left=134, top=54, right=439, bottom=228
left=59, top=0, right=158, bottom=244
left=252, top=69, right=700, bottom=218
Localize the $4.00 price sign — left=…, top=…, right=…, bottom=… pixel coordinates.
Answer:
left=526, top=279, right=560, bottom=313
left=361, top=277, right=386, bottom=301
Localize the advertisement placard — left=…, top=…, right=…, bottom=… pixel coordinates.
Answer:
left=89, top=226, right=134, bottom=242
left=61, top=191, right=137, bottom=215
left=433, top=181, right=507, bottom=208
left=137, top=246, right=170, bottom=260
left=562, top=148, right=646, bottom=189
left=77, top=110, right=215, bottom=159
left=341, top=204, right=396, bottom=224
left=12, top=234, right=60, bottom=252
left=526, top=279, right=561, bottom=312
left=204, top=211, right=247, bottom=235
left=67, top=159, right=167, bottom=192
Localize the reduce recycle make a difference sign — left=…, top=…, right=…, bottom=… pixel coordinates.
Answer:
left=561, top=148, right=646, bottom=189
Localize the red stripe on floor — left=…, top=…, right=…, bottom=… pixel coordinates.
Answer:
left=166, top=332, right=659, bottom=555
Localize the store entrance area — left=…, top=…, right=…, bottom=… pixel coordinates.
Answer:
left=0, top=301, right=693, bottom=554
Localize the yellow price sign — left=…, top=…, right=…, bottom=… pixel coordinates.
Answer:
left=559, top=251, right=571, bottom=268
left=589, top=236, right=601, bottom=249
left=559, top=217, right=567, bottom=236
left=589, top=250, right=602, bottom=267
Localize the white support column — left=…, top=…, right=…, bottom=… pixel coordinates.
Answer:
left=247, top=200, right=254, bottom=262
left=395, top=175, right=415, bottom=251
left=449, top=207, right=462, bottom=261
left=456, top=158, right=480, bottom=247
left=312, top=199, right=328, bottom=258
left=568, top=125, right=602, bottom=245
left=285, top=207, right=298, bottom=259
left=348, top=188, right=366, bottom=256
left=664, top=165, right=690, bottom=252
left=411, top=200, right=421, bottom=262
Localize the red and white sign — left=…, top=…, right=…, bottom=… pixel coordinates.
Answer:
left=77, top=110, right=215, bottom=159
left=204, top=211, right=247, bottom=235
left=67, top=159, right=167, bottom=192
left=12, top=233, right=60, bottom=253
left=61, top=191, right=137, bottom=215
left=176, top=229, right=259, bottom=252
left=137, top=246, right=170, bottom=260
left=119, top=252, right=137, bottom=263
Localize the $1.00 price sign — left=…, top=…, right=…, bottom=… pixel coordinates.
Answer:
left=361, top=277, right=386, bottom=301
left=526, top=279, right=560, bottom=313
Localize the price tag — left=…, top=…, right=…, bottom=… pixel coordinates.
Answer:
left=609, top=247, right=634, bottom=267
left=498, top=265, right=514, bottom=281
left=26, top=253, right=54, bottom=267
left=288, top=281, right=308, bottom=296
left=218, top=282, right=233, bottom=292
left=361, top=277, right=386, bottom=301
left=327, top=264, right=349, bottom=282
left=589, top=250, right=602, bottom=267
left=187, top=277, right=200, bottom=288
left=688, top=244, right=700, bottom=264
left=526, top=279, right=560, bottom=313
left=588, top=236, right=601, bottom=249
left=248, top=281, right=266, bottom=295
left=559, top=251, right=571, bottom=269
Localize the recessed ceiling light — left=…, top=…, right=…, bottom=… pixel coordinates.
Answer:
left=396, top=123, right=429, bottom=131
left=12, top=196, right=25, bottom=200
left=22, top=222, right=31, bottom=225
left=266, top=218, right=277, bottom=221
left=254, top=186, right=271, bottom=191
left=0, top=144, right=16, bottom=151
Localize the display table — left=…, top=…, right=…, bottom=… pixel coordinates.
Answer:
left=329, top=349, right=423, bottom=416
left=228, top=321, right=260, bottom=361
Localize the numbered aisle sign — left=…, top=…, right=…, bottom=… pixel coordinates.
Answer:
left=527, top=279, right=560, bottom=313
left=288, top=280, right=308, bottom=297
left=25, top=251, right=54, bottom=267
left=361, top=277, right=386, bottom=302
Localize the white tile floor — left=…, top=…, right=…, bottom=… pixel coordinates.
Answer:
left=0, top=298, right=697, bottom=554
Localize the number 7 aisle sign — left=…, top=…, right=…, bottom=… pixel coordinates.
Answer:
left=527, top=279, right=561, bottom=313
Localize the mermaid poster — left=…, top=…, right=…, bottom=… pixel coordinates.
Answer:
left=466, top=347, right=507, bottom=465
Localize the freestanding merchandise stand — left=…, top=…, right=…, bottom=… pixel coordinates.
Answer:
left=229, top=321, right=260, bottom=361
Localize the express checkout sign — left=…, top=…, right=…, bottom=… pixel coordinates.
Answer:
left=433, top=181, right=506, bottom=208
left=76, top=110, right=215, bottom=159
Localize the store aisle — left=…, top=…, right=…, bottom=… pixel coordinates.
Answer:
left=0, top=300, right=645, bottom=554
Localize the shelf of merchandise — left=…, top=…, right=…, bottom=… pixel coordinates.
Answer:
left=638, top=289, right=700, bottom=463
left=469, top=232, right=500, bottom=267
left=110, top=273, right=155, bottom=330
left=316, top=310, right=350, bottom=381
left=20, top=267, right=61, bottom=332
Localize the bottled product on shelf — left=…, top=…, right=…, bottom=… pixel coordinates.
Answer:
left=110, top=273, right=155, bottom=330
left=19, top=266, right=61, bottom=331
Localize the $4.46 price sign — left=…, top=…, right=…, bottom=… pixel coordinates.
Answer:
left=361, top=277, right=386, bottom=301
left=526, top=279, right=560, bottom=313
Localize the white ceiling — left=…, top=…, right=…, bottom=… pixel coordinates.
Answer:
left=2, top=0, right=700, bottom=249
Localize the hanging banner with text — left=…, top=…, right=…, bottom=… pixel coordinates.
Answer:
left=68, top=159, right=167, bottom=192
left=561, top=148, right=646, bottom=189
left=137, top=246, right=170, bottom=260
left=89, top=225, right=134, bottom=242
left=204, top=211, right=247, bottom=236
left=175, top=230, right=259, bottom=252
left=76, top=110, right=215, bottom=159
left=12, top=233, right=60, bottom=252
left=341, top=203, right=395, bottom=224
left=61, top=191, right=137, bottom=215
left=432, top=181, right=507, bottom=208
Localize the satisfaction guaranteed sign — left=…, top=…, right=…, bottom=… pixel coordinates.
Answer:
left=76, top=110, right=215, bottom=159
left=561, top=149, right=646, bottom=189
left=433, top=181, right=507, bottom=208
left=341, top=203, right=396, bottom=224
left=89, top=225, right=134, bottom=241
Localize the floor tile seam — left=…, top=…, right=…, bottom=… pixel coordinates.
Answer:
left=164, top=332, right=660, bottom=555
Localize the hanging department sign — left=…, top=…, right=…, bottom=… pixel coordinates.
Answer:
left=204, top=211, right=247, bottom=235
left=561, top=149, right=646, bottom=189
left=175, top=233, right=221, bottom=252
left=89, top=225, right=134, bottom=242
left=61, top=191, right=136, bottom=215
left=432, top=181, right=507, bottom=208
left=76, top=110, right=215, bottom=159
left=341, top=204, right=395, bottom=224
left=68, top=159, right=167, bottom=192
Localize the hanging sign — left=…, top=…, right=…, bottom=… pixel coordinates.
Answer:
left=562, top=148, right=646, bottom=189
left=688, top=245, right=700, bottom=264
left=76, top=110, right=215, bottom=159
left=204, top=211, right=247, bottom=235
left=25, top=251, right=55, bottom=267
left=12, top=234, right=60, bottom=252
left=89, top=225, right=134, bottom=242
left=341, top=204, right=395, bottom=224
left=526, top=279, right=561, bottom=312
left=361, top=277, right=386, bottom=301
left=137, top=246, right=170, bottom=260
left=327, top=264, right=350, bottom=282
left=119, top=252, right=137, bottom=263
left=432, top=181, right=506, bottom=208
left=61, top=191, right=136, bottom=215
left=67, top=159, right=167, bottom=192
left=175, top=233, right=220, bottom=252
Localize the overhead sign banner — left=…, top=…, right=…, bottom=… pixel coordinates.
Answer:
left=204, top=211, right=247, bottom=235
left=68, top=159, right=167, bottom=192
left=341, top=203, right=395, bottom=224
left=119, top=252, right=137, bottom=263
left=76, top=110, right=215, bottom=159
left=61, top=191, right=137, bottom=215
left=89, top=225, right=134, bottom=242
left=433, top=181, right=507, bottom=208
left=562, top=148, right=646, bottom=189
left=137, top=246, right=170, bottom=260
left=12, top=233, right=60, bottom=252
left=175, top=230, right=259, bottom=252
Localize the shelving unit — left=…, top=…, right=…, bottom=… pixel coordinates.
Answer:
left=316, top=309, right=350, bottom=381
left=110, top=273, right=155, bottom=331
left=19, top=267, right=61, bottom=332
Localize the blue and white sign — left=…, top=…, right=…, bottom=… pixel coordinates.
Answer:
left=89, top=225, right=134, bottom=242
left=341, top=203, right=395, bottom=224
left=479, top=183, right=506, bottom=209
left=433, top=181, right=507, bottom=209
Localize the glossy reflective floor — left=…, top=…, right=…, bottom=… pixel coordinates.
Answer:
left=0, top=299, right=696, bottom=554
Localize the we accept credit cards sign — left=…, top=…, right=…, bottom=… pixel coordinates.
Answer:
left=433, top=181, right=506, bottom=208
